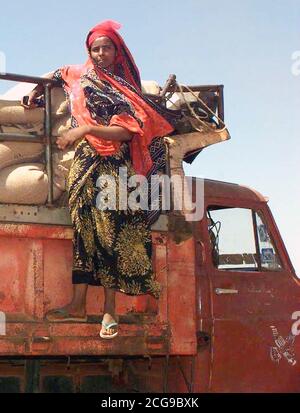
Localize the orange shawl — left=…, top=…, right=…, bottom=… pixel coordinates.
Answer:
left=59, top=20, right=174, bottom=176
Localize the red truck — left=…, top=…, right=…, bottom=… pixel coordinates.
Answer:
left=0, top=73, right=299, bottom=393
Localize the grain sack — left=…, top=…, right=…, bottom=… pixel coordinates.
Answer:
left=52, top=115, right=72, bottom=136
left=141, top=80, right=160, bottom=95
left=166, top=92, right=198, bottom=111
left=52, top=148, right=75, bottom=192
left=53, top=148, right=75, bottom=170
left=50, top=87, right=69, bottom=115
left=0, top=90, right=68, bottom=125
left=0, top=122, right=44, bottom=136
left=0, top=142, right=44, bottom=170
left=0, top=100, right=45, bottom=124
left=0, top=113, right=70, bottom=138
left=0, top=163, right=63, bottom=204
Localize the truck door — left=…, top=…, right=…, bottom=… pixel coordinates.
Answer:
left=203, top=203, right=300, bottom=392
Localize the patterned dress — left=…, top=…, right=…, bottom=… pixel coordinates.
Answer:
left=69, top=138, right=161, bottom=298
left=53, top=68, right=178, bottom=298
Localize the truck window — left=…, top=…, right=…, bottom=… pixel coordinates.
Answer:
left=207, top=207, right=282, bottom=272
left=255, top=211, right=282, bottom=271
left=207, top=207, right=258, bottom=271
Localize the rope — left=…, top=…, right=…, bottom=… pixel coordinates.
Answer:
left=165, top=81, right=227, bottom=133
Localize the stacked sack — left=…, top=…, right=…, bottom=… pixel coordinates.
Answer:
left=0, top=88, right=73, bottom=204
left=0, top=80, right=161, bottom=205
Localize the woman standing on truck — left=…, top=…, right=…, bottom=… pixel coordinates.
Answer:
left=22, top=20, right=175, bottom=338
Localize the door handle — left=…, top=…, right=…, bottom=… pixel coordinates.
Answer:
left=215, top=288, right=239, bottom=295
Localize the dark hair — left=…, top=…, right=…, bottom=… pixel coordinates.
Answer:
left=87, top=34, right=117, bottom=52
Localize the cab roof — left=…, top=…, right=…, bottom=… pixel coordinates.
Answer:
left=200, top=178, right=267, bottom=204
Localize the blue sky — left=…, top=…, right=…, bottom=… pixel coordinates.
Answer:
left=1, top=0, right=300, bottom=273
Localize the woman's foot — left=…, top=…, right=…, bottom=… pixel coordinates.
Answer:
left=100, top=313, right=118, bottom=339
left=46, top=284, right=88, bottom=322
left=46, top=304, right=87, bottom=322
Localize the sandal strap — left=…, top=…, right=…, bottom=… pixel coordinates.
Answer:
left=102, top=321, right=118, bottom=329
left=48, top=308, right=68, bottom=316
left=46, top=308, right=87, bottom=321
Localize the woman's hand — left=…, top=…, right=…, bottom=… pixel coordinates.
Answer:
left=21, top=90, right=40, bottom=109
left=56, top=126, right=89, bottom=150
left=21, top=72, right=55, bottom=109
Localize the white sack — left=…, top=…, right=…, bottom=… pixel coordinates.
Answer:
left=0, top=163, right=63, bottom=204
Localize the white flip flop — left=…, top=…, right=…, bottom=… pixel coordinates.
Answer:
left=100, top=320, right=118, bottom=339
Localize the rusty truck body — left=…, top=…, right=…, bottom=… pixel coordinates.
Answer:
left=0, top=73, right=299, bottom=393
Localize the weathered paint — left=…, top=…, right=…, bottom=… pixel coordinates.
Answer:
left=0, top=179, right=299, bottom=392
left=0, top=224, right=197, bottom=357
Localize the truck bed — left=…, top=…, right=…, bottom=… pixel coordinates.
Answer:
left=0, top=206, right=197, bottom=357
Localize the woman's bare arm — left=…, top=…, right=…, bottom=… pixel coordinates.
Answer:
left=86, top=125, right=133, bottom=142
left=21, top=71, right=55, bottom=108
left=56, top=124, right=133, bottom=150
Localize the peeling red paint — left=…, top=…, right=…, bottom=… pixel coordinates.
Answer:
left=0, top=180, right=299, bottom=392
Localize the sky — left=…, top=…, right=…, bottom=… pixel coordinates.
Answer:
left=0, top=0, right=299, bottom=274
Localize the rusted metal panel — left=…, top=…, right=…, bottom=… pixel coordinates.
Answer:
left=152, top=233, right=168, bottom=323
left=0, top=238, right=29, bottom=313
left=0, top=223, right=73, bottom=240
left=167, top=235, right=197, bottom=355
left=0, top=322, right=169, bottom=356
left=0, top=220, right=196, bottom=357
left=0, top=205, right=72, bottom=226
left=204, top=179, right=267, bottom=203
left=25, top=240, right=44, bottom=320
left=0, top=205, right=169, bottom=229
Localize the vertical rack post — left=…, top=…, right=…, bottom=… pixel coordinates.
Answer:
left=218, top=85, right=225, bottom=125
left=44, top=83, right=53, bottom=206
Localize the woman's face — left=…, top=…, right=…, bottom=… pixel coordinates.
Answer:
left=90, top=36, right=117, bottom=70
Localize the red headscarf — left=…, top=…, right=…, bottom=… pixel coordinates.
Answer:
left=86, top=20, right=141, bottom=91
left=59, top=20, right=174, bottom=176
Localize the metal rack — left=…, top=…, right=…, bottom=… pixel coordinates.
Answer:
left=0, top=72, right=60, bottom=206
